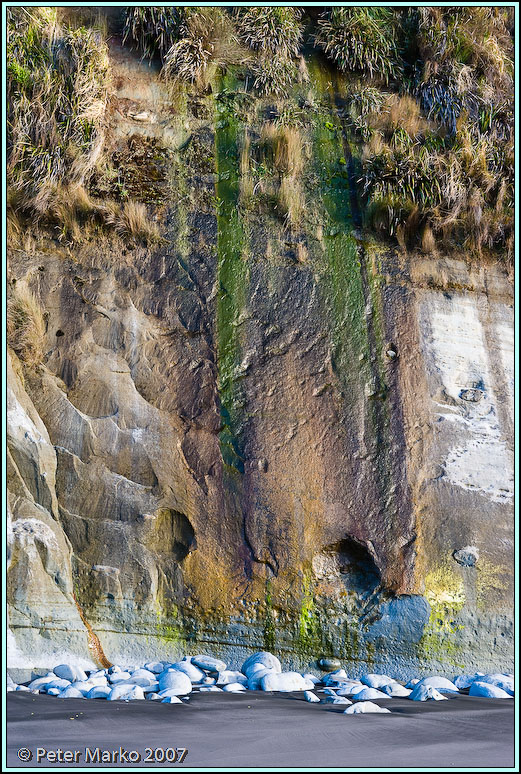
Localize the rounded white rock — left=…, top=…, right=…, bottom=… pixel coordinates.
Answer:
left=416, top=676, right=459, bottom=693
left=409, top=684, right=448, bottom=701
left=217, top=670, right=248, bottom=686
left=222, top=683, right=246, bottom=692
left=469, top=682, right=513, bottom=699
left=54, top=664, right=88, bottom=683
left=477, top=674, right=514, bottom=695
left=86, top=685, right=111, bottom=699
left=27, top=675, right=57, bottom=691
left=109, top=672, right=132, bottom=684
left=144, top=662, right=165, bottom=674
left=381, top=683, right=411, bottom=697
left=191, top=655, right=227, bottom=673
left=242, top=651, right=282, bottom=678
left=360, top=674, right=395, bottom=689
left=171, top=662, right=205, bottom=682
left=322, top=695, right=352, bottom=705
left=260, top=671, right=311, bottom=692
left=158, top=671, right=192, bottom=695
left=57, top=686, right=84, bottom=699
left=108, top=684, right=144, bottom=701
left=304, top=690, right=320, bottom=703
left=42, top=679, right=72, bottom=693
left=344, top=701, right=391, bottom=714
left=161, top=696, right=183, bottom=704
left=350, top=687, right=389, bottom=701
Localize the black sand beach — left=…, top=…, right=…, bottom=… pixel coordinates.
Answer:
left=7, top=691, right=515, bottom=768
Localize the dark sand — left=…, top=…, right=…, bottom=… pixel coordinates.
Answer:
left=7, top=691, right=515, bottom=768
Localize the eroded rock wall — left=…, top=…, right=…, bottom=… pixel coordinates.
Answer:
left=7, top=40, right=514, bottom=678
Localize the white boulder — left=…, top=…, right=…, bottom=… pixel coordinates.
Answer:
left=416, top=676, right=459, bottom=693
left=217, top=670, right=248, bottom=686
left=222, top=683, right=246, bottom=692
left=86, top=685, right=111, bottom=699
left=350, top=687, right=388, bottom=701
left=108, top=672, right=132, bottom=683
left=57, top=686, right=84, bottom=699
left=477, top=674, right=514, bottom=695
left=344, top=701, right=391, bottom=714
left=171, top=661, right=205, bottom=682
left=144, top=662, right=165, bottom=674
left=108, top=684, right=144, bottom=701
left=469, top=682, right=513, bottom=699
left=304, top=690, right=320, bottom=703
left=242, top=651, right=281, bottom=678
left=260, top=672, right=312, bottom=692
left=54, top=664, right=87, bottom=683
left=42, top=678, right=71, bottom=693
left=381, top=683, right=411, bottom=697
left=161, top=696, right=183, bottom=704
left=361, top=674, right=395, bottom=689
left=158, top=670, right=192, bottom=695
left=409, top=684, right=447, bottom=701
left=322, top=695, right=352, bottom=705
left=27, top=675, right=56, bottom=691
left=191, top=655, right=227, bottom=673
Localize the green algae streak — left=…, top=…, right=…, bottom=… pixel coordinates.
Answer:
left=214, top=71, right=249, bottom=474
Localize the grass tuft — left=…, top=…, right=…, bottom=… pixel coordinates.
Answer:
left=316, top=8, right=402, bottom=83
left=7, top=287, right=46, bottom=368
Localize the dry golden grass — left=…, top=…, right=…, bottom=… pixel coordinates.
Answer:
left=421, top=225, right=436, bottom=253
left=105, top=200, right=160, bottom=245
left=7, top=286, right=46, bottom=368
left=260, top=122, right=304, bottom=177
left=296, top=241, right=308, bottom=263
left=278, top=175, right=304, bottom=228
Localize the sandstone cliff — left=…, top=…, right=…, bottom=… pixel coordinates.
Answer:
left=7, top=11, right=514, bottom=678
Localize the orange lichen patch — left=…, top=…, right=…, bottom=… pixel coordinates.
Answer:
left=73, top=593, right=112, bottom=668
left=182, top=550, right=243, bottom=613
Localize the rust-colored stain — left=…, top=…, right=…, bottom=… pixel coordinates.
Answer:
left=73, top=593, right=112, bottom=669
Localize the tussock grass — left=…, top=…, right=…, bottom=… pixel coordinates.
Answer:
left=235, top=7, right=302, bottom=58
left=7, top=287, right=46, bottom=368
left=105, top=200, right=160, bottom=245
left=316, top=8, right=402, bottom=83
left=123, top=7, right=182, bottom=60
left=355, top=7, right=513, bottom=258
left=7, top=7, right=109, bottom=211
left=252, top=54, right=299, bottom=97
left=260, top=123, right=304, bottom=177
left=278, top=175, right=304, bottom=228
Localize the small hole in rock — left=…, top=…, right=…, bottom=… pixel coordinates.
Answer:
left=56, top=330, right=64, bottom=337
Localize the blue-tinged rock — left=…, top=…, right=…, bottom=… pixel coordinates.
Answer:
left=57, top=686, right=84, bottom=699
left=54, top=664, right=88, bottom=683
left=191, top=655, right=227, bottom=673
left=360, top=674, right=395, bottom=689
left=158, top=671, right=192, bottom=695
left=409, top=684, right=447, bottom=701
left=344, top=701, right=391, bottom=714
left=108, top=684, right=144, bottom=701
left=469, top=682, right=513, bottom=699
left=416, top=676, right=459, bottom=693
left=242, top=651, right=281, bottom=678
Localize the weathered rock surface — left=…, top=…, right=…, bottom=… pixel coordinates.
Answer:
left=6, top=35, right=513, bottom=679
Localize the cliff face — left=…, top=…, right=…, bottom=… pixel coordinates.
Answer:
left=7, top=36, right=514, bottom=678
